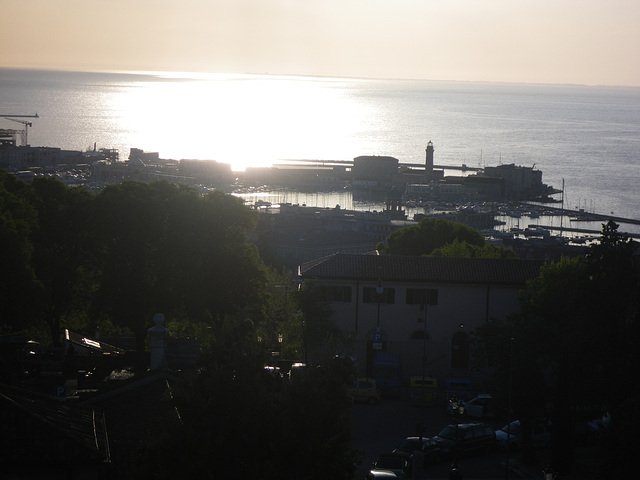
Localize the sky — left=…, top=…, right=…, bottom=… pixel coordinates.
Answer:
left=1, top=0, right=639, bottom=87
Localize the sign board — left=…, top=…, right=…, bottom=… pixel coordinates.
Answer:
left=55, top=385, right=66, bottom=399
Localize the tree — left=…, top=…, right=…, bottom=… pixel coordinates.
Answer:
left=472, top=222, right=640, bottom=477
left=25, top=177, right=95, bottom=345
left=259, top=267, right=304, bottom=360
left=379, top=218, right=486, bottom=256
left=135, top=325, right=359, bottom=480
left=92, top=181, right=269, bottom=360
left=584, top=222, right=640, bottom=478
left=296, top=281, right=347, bottom=365
left=0, top=171, right=42, bottom=334
left=431, top=238, right=516, bottom=258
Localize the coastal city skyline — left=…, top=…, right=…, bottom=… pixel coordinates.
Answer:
left=2, top=0, right=639, bottom=88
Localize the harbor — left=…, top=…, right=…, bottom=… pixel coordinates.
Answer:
left=3, top=141, right=639, bottom=244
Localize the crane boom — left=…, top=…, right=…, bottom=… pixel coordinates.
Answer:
left=1, top=113, right=38, bottom=145
left=0, top=113, right=39, bottom=118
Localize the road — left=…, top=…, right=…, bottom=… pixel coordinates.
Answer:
left=350, top=398, right=519, bottom=479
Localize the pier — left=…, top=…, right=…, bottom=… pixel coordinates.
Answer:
left=273, top=159, right=483, bottom=172
left=534, top=225, right=640, bottom=239
left=521, top=202, right=640, bottom=227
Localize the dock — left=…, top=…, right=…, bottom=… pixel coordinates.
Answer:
left=520, top=202, right=640, bottom=227
left=534, top=225, right=640, bottom=239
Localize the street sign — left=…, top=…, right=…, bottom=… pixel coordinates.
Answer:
left=55, top=385, right=66, bottom=398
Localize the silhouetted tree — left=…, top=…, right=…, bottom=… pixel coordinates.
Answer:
left=473, top=222, right=639, bottom=477
left=584, top=222, right=640, bottom=478
left=135, top=324, right=359, bottom=480
left=379, top=217, right=486, bottom=256
left=296, top=281, right=346, bottom=365
left=431, top=238, right=516, bottom=258
left=0, top=171, right=42, bottom=334
left=26, top=177, right=95, bottom=345
left=92, top=181, right=269, bottom=362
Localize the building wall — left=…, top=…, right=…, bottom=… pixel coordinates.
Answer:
left=313, top=278, right=523, bottom=385
left=352, top=156, right=399, bottom=190
left=0, top=145, right=62, bottom=170
left=483, top=164, right=545, bottom=199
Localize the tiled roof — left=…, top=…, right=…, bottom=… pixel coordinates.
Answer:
left=0, top=383, right=110, bottom=465
left=81, top=371, right=181, bottom=446
left=66, top=329, right=127, bottom=354
left=299, top=253, right=543, bottom=285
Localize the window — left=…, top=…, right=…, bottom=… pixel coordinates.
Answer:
left=406, top=288, right=438, bottom=305
left=410, top=331, right=429, bottom=340
left=451, top=331, right=470, bottom=369
left=363, top=287, right=395, bottom=304
left=322, top=285, right=352, bottom=303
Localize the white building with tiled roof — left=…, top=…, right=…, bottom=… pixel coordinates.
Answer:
left=298, top=252, right=543, bottom=391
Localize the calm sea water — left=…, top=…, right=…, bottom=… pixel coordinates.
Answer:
left=2, top=68, right=639, bottom=233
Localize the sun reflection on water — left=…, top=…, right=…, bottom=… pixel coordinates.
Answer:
left=108, top=73, right=378, bottom=171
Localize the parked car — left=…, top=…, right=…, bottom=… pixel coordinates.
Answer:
left=348, top=378, right=380, bottom=405
left=495, top=420, right=551, bottom=450
left=432, top=423, right=496, bottom=457
left=365, top=472, right=399, bottom=480
left=366, top=453, right=410, bottom=480
left=392, top=436, right=441, bottom=465
left=461, top=394, right=494, bottom=418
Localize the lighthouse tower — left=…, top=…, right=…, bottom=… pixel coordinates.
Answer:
left=425, top=140, right=434, bottom=177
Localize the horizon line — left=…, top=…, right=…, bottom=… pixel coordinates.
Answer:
left=2, top=65, right=639, bottom=90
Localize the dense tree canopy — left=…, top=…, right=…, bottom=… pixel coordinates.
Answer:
left=379, top=217, right=493, bottom=256
left=27, top=176, right=95, bottom=345
left=0, top=171, right=41, bottom=332
left=431, top=238, right=516, bottom=258
left=91, top=181, right=269, bottom=354
left=136, top=330, right=359, bottom=480
left=473, top=221, right=640, bottom=477
left=2, top=172, right=359, bottom=480
left=0, top=175, right=271, bottom=353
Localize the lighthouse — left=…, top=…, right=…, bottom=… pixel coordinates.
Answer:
left=425, top=140, right=434, bottom=177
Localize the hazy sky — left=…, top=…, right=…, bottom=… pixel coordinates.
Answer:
left=2, top=0, right=639, bottom=87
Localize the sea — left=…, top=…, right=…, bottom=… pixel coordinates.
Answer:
left=2, top=67, right=639, bottom=235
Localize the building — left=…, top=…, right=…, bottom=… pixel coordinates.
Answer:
left=242, top=163, right=350, bottom=189
left=352, top=155, right=399, bottom=191
left=298, top=253, right=542, bottom=388
left=0, top=318, right=191, bottom=479
left=480, top=163, right=551, bottom=200
left=251, top=203, right=415, bottom=268
left=0, top=383, right=112, bottom=479
left=178, top=158, right=234, bottom=186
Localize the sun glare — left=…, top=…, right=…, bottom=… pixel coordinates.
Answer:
left=108, top=74, right=377, bottom=171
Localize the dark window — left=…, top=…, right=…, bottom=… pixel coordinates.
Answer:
left=451, top=331, right=470, bottom=369
left=406, top=288, right=438, bottom=305
left=322, top=285, right=352, bottom=303
left=410, top=331, right=429, bottom=340
left=363, top=287, right=395, bottom=304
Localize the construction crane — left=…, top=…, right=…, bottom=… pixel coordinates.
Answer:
left=0, top=113, right=38, bottom=146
